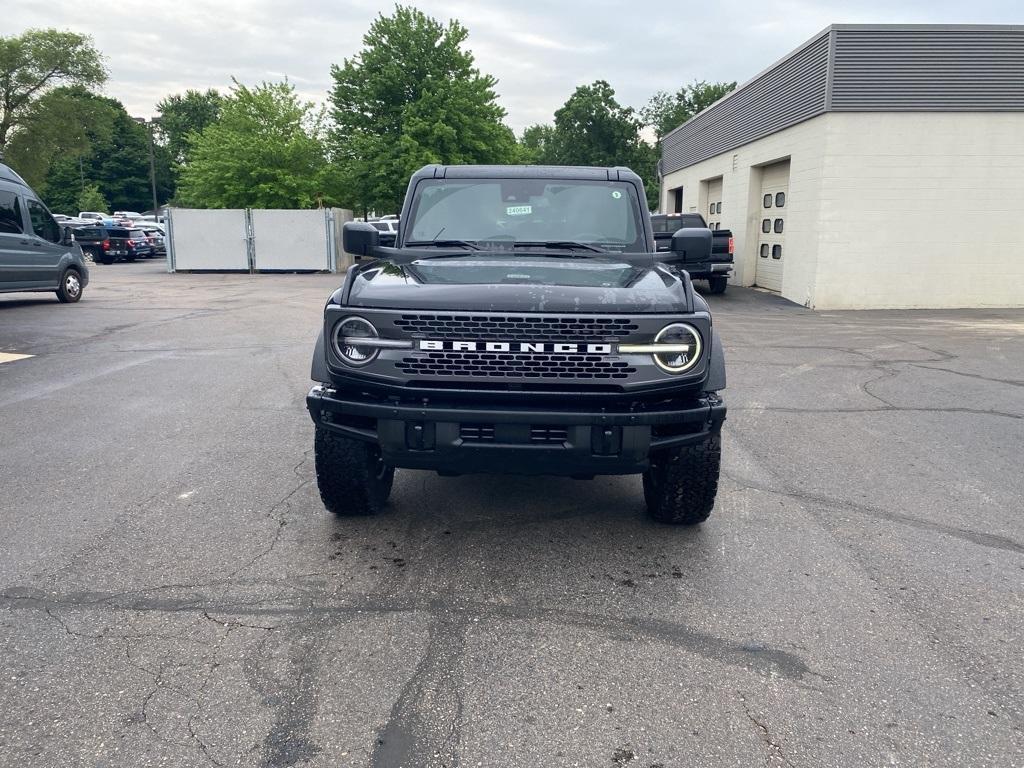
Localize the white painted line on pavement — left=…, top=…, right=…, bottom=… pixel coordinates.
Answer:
left=0, top=353, right=34, bottom=364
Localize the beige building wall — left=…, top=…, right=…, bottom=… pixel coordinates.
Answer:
left=660, top=112, right=1024, bottom=309
left=660, top=117, right=828, bottom=306
left=814, top=112, right=1024, bottom=309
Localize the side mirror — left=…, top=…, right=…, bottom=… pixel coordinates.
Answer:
left=61, top=225, right=75, bottom=246
left=343, top=221, right=380, bottom=258
left=669, top=227, right=712, bottom=263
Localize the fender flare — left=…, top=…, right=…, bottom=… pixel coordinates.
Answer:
left=705, top=328, right=727, bottom=392
left=311, top=329, right=329, bottom=382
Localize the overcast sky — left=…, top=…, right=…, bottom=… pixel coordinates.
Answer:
left=7, top=1, right=1022, bottom=132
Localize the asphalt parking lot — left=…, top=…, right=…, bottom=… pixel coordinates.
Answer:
left=1, top=260, right=1022, bottom=767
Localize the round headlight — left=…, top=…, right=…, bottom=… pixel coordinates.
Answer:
left=652, top=323, right=702, bottom=374
left=332, top=316, right=379, bottom=366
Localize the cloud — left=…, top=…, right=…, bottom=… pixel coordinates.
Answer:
left=5, top=0, right=1020, bottom=132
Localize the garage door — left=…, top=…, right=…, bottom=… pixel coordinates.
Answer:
left=755, top=161, right=790, bottom=292
left=706, top=178, right=723, bottom=230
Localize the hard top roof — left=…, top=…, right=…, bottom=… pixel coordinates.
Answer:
left=410, top=164, right=643, bottom=184
left=0, top=163, right=30, bottom=188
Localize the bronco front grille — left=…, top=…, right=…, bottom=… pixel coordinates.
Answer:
left=396, top=351, right=636, bottom=379
left=393, top=314, right=638, bottom=341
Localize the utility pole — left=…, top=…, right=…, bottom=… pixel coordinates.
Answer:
left=132, top=116, right=160, bottom=215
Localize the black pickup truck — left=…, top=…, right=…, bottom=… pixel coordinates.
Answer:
left=307, top=165, right=727, bottom=525
left=651, top=213, right=733, bottom=294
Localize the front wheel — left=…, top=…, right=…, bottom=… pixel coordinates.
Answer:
left=643, top=434, right=721, bottom=525
left=707, top=276, right=727, bottom=294
left=55, top=268, right=84, bottom=303
left=314, top=427, right=395, bottom=515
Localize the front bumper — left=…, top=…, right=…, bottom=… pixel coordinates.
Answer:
left=307, top=385, right=726, bottom=476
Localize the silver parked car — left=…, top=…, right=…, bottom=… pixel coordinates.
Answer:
left=0, top=163, right=90, bottom=303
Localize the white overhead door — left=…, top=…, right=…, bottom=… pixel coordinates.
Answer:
left=755, top=161, right=790, bottom=291
left=706, top=178, right=723, bottom=230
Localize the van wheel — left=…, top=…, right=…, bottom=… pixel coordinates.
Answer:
left=642, top=435, right=721, bottom=525
left=56, top=268, right=84, bottom=303
left=314, top=426, right=394, bottom=515
left=99, top=255, right=114, bottom=265
left=708, top=277, right=727, bottom=294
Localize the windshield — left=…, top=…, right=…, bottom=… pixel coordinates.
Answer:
left=404, top=178, right=644, bottom=251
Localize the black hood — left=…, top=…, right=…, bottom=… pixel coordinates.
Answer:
left=343, top=255, right=690, bottom=314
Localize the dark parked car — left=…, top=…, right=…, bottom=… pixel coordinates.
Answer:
left=101, top=227, right=154, bottom=263
left=308, top=164, right=727, bottom=525
left=135, top=223, right=166, bottom=256
left=72, top=225, right=113, bottom=262
left=0, top=162, right=89, bottom=302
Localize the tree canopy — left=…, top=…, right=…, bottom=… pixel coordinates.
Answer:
left=39, top=96, right=173, bottom=214
left=156, top=89, right=223, bottom=165
left=540, top=80, right=659, bottom=208
left=0, top=28, right=107, bottom=152
left=641, top=80, right=737, bottom=141
left=176, top=80, right=333, bottom=209
left=329, top=5, right=516, bottom=214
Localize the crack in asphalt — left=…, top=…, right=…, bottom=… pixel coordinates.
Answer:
left=738, top=691, right=795, bottom=768
left=720, top=468, right=1024, bottom=556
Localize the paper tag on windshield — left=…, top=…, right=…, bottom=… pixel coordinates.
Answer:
left=506, top=205, right=532, bottom=216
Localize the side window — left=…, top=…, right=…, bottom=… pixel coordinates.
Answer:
left=775, top=192, right=786, bottom=208
left=763, top=194, right=772, bottom=209
left=762, top=219, right=771, bottom=233
left=27, top=199, right=60, bottom=243
left=0, top=191, right=24, bottom=234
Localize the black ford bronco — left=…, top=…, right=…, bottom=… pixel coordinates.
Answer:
left=306, top=165, right=726, bottom=524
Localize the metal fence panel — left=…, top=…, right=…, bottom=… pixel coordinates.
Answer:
left=251, top=209, right=330, bottom=271
left=167, top=209, right=249, bottom=270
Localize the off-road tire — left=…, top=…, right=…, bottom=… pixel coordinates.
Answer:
left=707, top=276, right=727, bottom=294
left=642, top=434, right=721, bottom=525
left=314, top=426, right=394, bottom=515
left=55, top=268, right=84, bottom=303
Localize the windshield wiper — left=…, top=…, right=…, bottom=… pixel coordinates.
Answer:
left=513, top=240, right=605, bottom=253
left=404, top=239, right=481, bottom=250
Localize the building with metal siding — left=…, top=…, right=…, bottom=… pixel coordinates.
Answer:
left=659, top=25, right=1024, bottom=309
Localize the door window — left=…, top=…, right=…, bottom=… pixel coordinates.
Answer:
left=0, top=191, right=24, bottom=234
left=27, top=199, right=60, bottom=243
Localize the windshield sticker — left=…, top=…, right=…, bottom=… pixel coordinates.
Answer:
left=611, top=190, right=622, bottom=199
left=506, top=205, right=532, bottom=216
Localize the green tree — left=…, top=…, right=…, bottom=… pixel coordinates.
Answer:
left=641, top=80, right=737, bottom=141
left=545, top=80, right=659, bottom=208
left=155, top=88, right=223, bottom=164
left=77, top=183, right=108, bottom=213
left=0, top=29, right=107, bottom=152
left=3, top=85, right=118, bottom=189
left=516, top=124, right=554, bottom=164
left=39, top=96, right=173, bottom=213
left=176, top=80, right=332, bottom=209
left=329, top=5, right=517, bottom=214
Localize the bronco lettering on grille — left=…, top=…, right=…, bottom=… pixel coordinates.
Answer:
left=418, top=340, right=613, bottom=354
